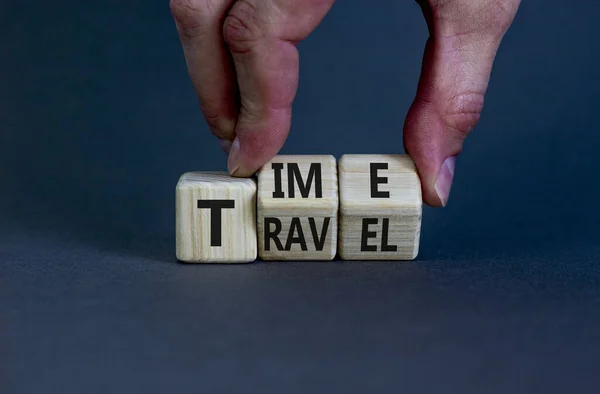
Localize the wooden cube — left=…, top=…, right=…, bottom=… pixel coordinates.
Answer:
left=176, top=172, right=257, bottom=263
left=338, top=154, right=422, bottom=260
left=257, top=155, right=338, bottom=260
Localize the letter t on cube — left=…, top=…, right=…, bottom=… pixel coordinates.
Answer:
left=176, top=172, right=257, bottom=263
left=338, top=154, right=422, bottom=260
left=257, top=155, right=338, bottom=260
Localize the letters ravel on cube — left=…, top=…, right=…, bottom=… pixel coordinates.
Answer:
left=175, top=154, right=422, bottom=263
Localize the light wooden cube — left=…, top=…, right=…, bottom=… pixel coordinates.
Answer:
left=338, top=154, right=422, bottom=260
left=257, top=155, right=338, bottom=260
left=176, top=172, right=257, bottom=263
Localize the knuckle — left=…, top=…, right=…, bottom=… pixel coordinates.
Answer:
left=170, top=0, right=213, bottom=38
left=223, top=0, right=263, bottom=54
left=203, top=110, right=221, bottom=130
left=200, top=106, right=236, bottom=139
left=441, top=91, right=485, bottom=136
left=486, top=0, right=521, bottom=33
left=432, top=0, right=519, bottom=38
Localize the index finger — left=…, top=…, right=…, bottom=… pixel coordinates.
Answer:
left=223, top=0, right=336, bottom=176
left=171, top=0, right=238, bottom=151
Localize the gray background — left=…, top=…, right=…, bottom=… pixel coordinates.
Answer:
left=2, top=0, right=600, bottom=392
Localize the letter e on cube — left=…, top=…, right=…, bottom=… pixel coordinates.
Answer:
left=338, top=154, right=422, bottom=260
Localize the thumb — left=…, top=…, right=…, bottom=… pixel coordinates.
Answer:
left=404, top=0, right=520, bottom=207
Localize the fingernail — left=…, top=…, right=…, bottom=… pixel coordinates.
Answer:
left=434, top=156, right=456, bottom=207
left=227, top=137, right=241, bottom=176
left=218, top=138, right=233, bottom=154
left=218, top=118, right=236, bottom=135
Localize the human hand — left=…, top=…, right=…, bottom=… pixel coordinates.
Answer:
left=170, top=0, right=521, bottom=207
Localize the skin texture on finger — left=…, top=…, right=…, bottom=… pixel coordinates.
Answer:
left=170, top=0, right=238, bottom=150
left=223, top=0, right=336, bottom=176
left=404, top=0, right=520, bottom=207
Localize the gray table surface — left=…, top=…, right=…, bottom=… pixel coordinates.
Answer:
left=2, top=1, right=600, bottom=392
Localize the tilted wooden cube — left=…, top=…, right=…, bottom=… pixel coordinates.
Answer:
left=176, top=172, right=257, bottom=263
left=338, top=154, right=422, bottom=260
left=257, top=155, right=338, bottom=260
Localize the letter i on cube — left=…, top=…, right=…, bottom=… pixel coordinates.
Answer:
left=338, top=154, right=422, bottom=260
left=257, top=155, right=338, bottom=260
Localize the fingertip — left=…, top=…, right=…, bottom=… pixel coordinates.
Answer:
left=404, top=100, right=458, bottom=208
left=227, top=105, right=291, bottom=177
left=414, top=161, right=455, bottom=208
left=420, top=172, right=448, bottom=208
left=227, top=137, right=244, bottom=176
left=433, top=156, right=456, bottom=207
left=226, top=136, right=283, bottom=178
left=408, top=146, right=456, bottom=208
left=219, top=138, right=233, bottom=154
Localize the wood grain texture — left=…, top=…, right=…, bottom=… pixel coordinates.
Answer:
left=176, top=172, right=257, bottom=263
left=338, top=154, right=422, bottom=260
left=257, top=155, right=338, bottom=260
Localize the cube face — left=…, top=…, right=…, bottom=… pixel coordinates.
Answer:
left=176, top=172, right=257, bottom=263
left=338, top=154, right=422, bottom=260
left=257, top=155, right=338, bottom=260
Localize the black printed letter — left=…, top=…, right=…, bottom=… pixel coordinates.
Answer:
left=285, top=217, right=308, bottom=251
left=309, top=217, right=331, bottom=251
left=272, top=163, right=285, bottom=198
left=361, top=218, right=378, bottom=251
left=197, top=200, right=235, bottom=246
left=264, top=217, right=284, bottom=251
left=288, top=163, right=322, bottom=198
left=380, top=218, right=397, bottom=251
left=370, top=163, right=389, bottom=198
